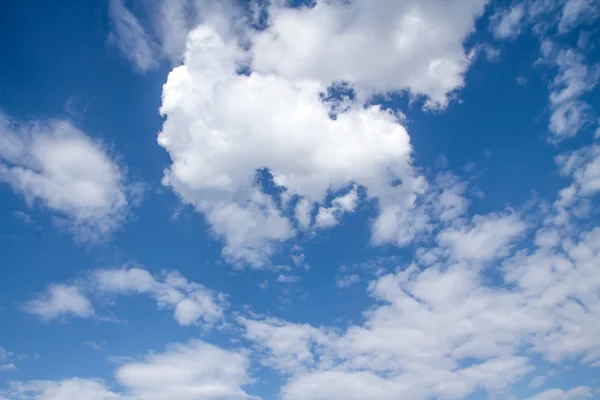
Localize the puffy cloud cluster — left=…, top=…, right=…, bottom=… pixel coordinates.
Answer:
left=233, top=145, right=600, bottom=399
left=23, top=266, right=225, bottom=327
left=0, top=112, right=140, bottom=242
left=250, top=0, right=487, bottom=107
left=237, top=218, right=600, bottom=399
left=152, top=0, right=492, bottom=266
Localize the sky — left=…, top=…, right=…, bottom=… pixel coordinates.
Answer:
left=0, top=0, right=600, bottom=399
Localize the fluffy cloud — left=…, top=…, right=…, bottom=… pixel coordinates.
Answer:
left=23, top=284, right=95, bottom=321
left=95, top=267, right=226, bottom=326
left=116, top=340, right=256, bottom=400
left=23, top=267, right=225, bottom=326
left=4, top=341, right=256, bottom=400
left=437, top=212, right=526, bottom=262
left=241, top=221, right=600, bottom=399
left=158, top=23, right=422, bottom=266
left=314, top=186, right=359, bottom=228
left=0, top=112, right=141, bottom=242
left=236, top=151, right=600, bottom=399
left=251, top=0, right=487, bottom=107
left=155, top=0, right=494, bottom=266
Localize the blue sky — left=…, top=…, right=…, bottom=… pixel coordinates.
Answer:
left=1, top=0, right=600, bottom=399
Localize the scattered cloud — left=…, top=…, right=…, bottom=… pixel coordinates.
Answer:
left=0, top=348, right=16, bottom=372
left=23, top=266, right=225, bottom=327
left=336, top=274, right=361, bottom=289
left=490, top=4, right=526, bottom=39
left=437, top=212, right=526, bottom=263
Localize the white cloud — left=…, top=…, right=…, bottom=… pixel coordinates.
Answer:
left=238, top=161, right=600, bottom=399
left=0, top=347, right=16, bottom=372
left=294, top=198, right=313, bottom=229
left=158, top=23, right=426, bottom=266
left=238, top=317, right=327, bottom=374
left=490, top=4, right=526, bottom=39
left=314, top=185, right=359, bottom=229
left=529, top=375, right=547, bottom=389
left=108, top=0, right=160, bottom=71
left=527, top=386, right=594, bottom=400
left=252, top=0, right=487, bottom=108
left=23, top=284, right=95, bottom=321
left=24, top=267, right=225, bottom=327
left=96, top=267, right=226, bottom=327
left=488, top=1, right=599, bottom=141
left=437, top=212, right=526, bottom=262
left=556, top=143, right=600, bottom=198
left=5, top=341, right=256, bottom=400
left=276, top=275, right=300, bottom=284
left=153, top=0, right=498, bottom=266
left=6, top=379, right=121, bottom=400
left=559, top=0, right=599, bottom=33
left=116, top=340, right=256, bottom=400
left=546, top=48, right=600, bottom=140
left=336, top=274, right=361, bottom=289
left=0, top=112, right=140, bottom=242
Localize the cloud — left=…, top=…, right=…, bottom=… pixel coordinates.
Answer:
left=559, top=0, right=599, bottom=33
left=24, top=267, right=225, bottom=326
left=314, top=185, right=359, bottom=229
left=236, top=149, right=600, bottom=399
left=488, top=0, right=599, bottom=141
left=0, top=112, right=141, bottom=242
left=6, top=379, right=120, bottom=400
left=108, top=0, right=160, bottom=71
left=336, top=274, right=361, bottom=289
left=546, top=48, right=600, bottom=140
left=158, top=23, right=425, bottom=266
left=526, top=386, right=594, bottom=400
left=490, top=4, right=526, bottom=39
left=252, top=0, right=487, bottom=108
left=437, top=212, right=526, bottom=262
left=5, top=341, right=256, bottom=400
left=95, top=267, right=226, bottom=326
left=116, top=340, right=256, bottom=400
left=0, top=348, right=16, bottom=372
left=529, top=375, right=547, bottom=389
left=23, top=284, right=95, bottom=321
left=238, top=316, right=328, bottom=375
left=155, top=0, right=496, bottom=266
